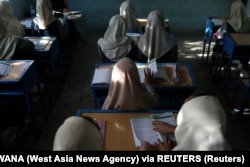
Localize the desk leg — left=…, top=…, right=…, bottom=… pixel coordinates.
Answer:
left=240, top=83, right=250, bottom=115
left=223, top=58, right=233, bottom=89
left=92, top=89, right=98, bottom=109
left=24, top=93, right=38, bottom=136
left=206, top=37, right=212, bottom=64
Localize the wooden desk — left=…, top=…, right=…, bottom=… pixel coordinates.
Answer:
left=77, top=109, right=178, bottom=151
left=202, top=17, right=227, bottom=64
left=90, top=63, right=198, bottom=109
left=137, top=18, right=170, bottom=27
left=137, top=17, right=170, bottom=32
left=0, top=60, right=43, bottom=133
left=223, top=33, right=250, bottom=78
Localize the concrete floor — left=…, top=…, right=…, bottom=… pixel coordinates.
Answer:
left=6, top=30, right=250, bottom=151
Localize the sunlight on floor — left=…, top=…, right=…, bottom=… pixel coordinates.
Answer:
left=179, top=39, right=215, bottom=59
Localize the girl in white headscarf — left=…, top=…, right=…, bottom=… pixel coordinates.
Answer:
left=53, top=116, right=103, bottom=151
left=0, top=0, right=25, bottom=36
left=97, top=15, right=136, bottom=62
left=102, top=57, right=159, bottom=110
left=0, top=18, right=34, bottom=60
left=137, top=10, right=178, bottom=63
left=32, top=0, right=65, bottom=41
left=214, top=0, right=250, bottom=75
left=140, top=94, right=231, bottom=151
left=119, top=0, right=142, bottom=33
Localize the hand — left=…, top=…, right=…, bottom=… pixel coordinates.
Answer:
left=144, top=68, right=154, bottom=85
left=155, top=137, right=176, bottom=151
left=138, top=141, right=157, bottom=151
left=153, top=121, right=176, bottom=134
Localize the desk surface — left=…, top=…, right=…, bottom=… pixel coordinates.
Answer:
left=78, top=110, right=178, bottom=150
left=24, top=36, right=56, bottom=52
left=230, top=33, right=250, bottom=46
left=91, top=63, right=196, bottom=88
left=0, top=60, right=33, bottom=82
left=137, top=18, right=169, bottom=27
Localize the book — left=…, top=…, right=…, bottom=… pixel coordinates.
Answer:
left=0, top=61, right=13, bottom=77
left=137, top=58, right=168, bottom=83
left=92, top=68, right=112, bottom=84
left=94, top=119, right=106, bottom=147
left=130, top=112, right=177, bottom=148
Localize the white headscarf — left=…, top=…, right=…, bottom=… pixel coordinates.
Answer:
left=53, top=116, right=103, bottom=151
left=119, top=1, right=142, bottom=33
left=0, top=0, right=25, bottom=36
left=228, top=0, right=248, bottom=31
left=137, top=10, right=176, bottom=61
left=33, top=0, right=57, bottom=30
left=173, top=95, right=231, bottom=151
left=0, top=18, right=18, bottom=60
left=102, top=57, right=159, bottom=110
left=97, top=15, right=132, bottom=62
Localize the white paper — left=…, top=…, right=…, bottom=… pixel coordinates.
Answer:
left=130, top=117, right=163, bottom=147
left=130, top=112, right=177, bottom=147
left=92, top=68, right=112, bottom=84
left=212, top=18, right=224, bottom=26
left=147, top=59, right=157, bottom=73
left=137, top=65, right=168, bottom=82
left=0, top=61, right=12, bottom=77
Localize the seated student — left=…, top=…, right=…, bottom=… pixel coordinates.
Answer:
left=53, top=116, right=103, bottom=150
left=0, top=18, right=35, bottom=60
left=97, top=15, right=138, bottom=63
left=102, top=57, right=159, bottom=110
left=50, top=0, right=87, bottom=45
left=0, top=0, right=25, bottom=36
left=137, top=10, right=178, bottom=63
left=213, top=1, right=250, bottom=76
left=119, top=0, right=143, bottom=33
left=31, top=0, right=65, bottom=46
left=139, top=93, right=231, bottom=151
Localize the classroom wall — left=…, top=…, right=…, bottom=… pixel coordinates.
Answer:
left=9, top=0, right=242, bottom=33
left=68, top=0, right=236, bottom=33
left=10, top=0, right=34, bottom=19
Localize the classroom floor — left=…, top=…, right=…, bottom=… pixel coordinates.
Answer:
left=5, top=30, right=250, bottom=151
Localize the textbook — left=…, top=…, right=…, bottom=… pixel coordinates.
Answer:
left=92, top=68, right=112, bottom=84
left=130, top=112, right=177, bottom=148
left=137, top=58, right=168, bottom=82
left=0, top=61, right=13, bottom=77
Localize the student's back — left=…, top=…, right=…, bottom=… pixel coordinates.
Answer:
left=102, top=57, right=159, bottom=110
left=119, top=1, right=142, bottom=33
left=0, top=0, right=25, bottom=36
left=97, top=15, right=135, bottom=62
left=31, top=0, right=65, bottom=41
left=137, top=10, right=178, bottom=63
left=0, top=18, right=34, bottom=60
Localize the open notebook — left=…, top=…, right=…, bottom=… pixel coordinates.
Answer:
left=130, top=112, right=177, bottom=148
left=92, top=59, right=170, bottom=84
